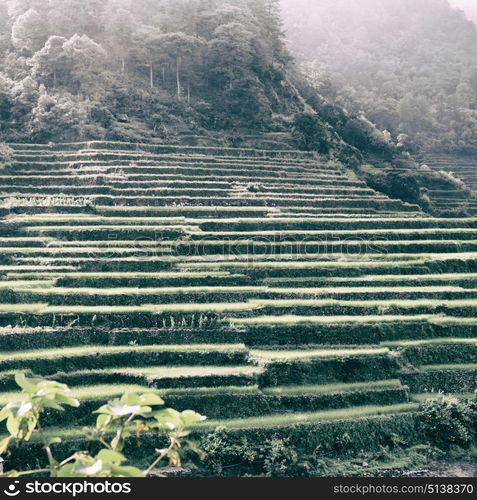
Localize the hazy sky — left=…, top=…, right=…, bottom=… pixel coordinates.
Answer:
left=445, top=0, right=477, bottom=23
left=279, top=0, right=477, bottom=26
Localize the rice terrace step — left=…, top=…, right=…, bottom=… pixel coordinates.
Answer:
left=1, top=141, right=477, bottom=474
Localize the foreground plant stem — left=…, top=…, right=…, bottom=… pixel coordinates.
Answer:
left=144, top=438, right=176, bottom=476
left=37, top=422, right=58, bottom=477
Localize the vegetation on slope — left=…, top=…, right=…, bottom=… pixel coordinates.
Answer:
left=0, top=0, right=336, bottom=145
left=0, top=0, right=475, bottom=214
left=281, top=0, right=477, bottom=153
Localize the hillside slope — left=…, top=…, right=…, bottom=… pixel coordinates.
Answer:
left=1, top=0, right=476, bottom=217
left=281, top=0, right=477, bottom=153
left=1, top=142, right=477, bottom=474
left=0, top=0, right=317, bottom=142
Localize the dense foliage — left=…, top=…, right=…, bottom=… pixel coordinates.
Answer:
left=0, top=0, right=474, bottom=214
left=0, top=0, right=312, bottom=141
left=200, top=396, right=477, bottom=476
left=0, top=374, right=204, bottom=477
left=281, top=0, right=477, bottom=153
left=0, top=0, right=409, bottom=160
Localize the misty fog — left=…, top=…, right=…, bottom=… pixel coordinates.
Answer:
left=279, top=0, right=477, bottom=152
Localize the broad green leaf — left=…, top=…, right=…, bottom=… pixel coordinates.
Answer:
left=110, top=465, right=144, bottom=477
left=0, top=436, right=11, bottom=455
left=93, top=403, right=112, bottom=415
left=6, top=401, right=32, bottom=418
left=154, top=408, right=182, bottom=430
left=57, top=464, right=78, bottom=477
left=138, top=393, right=164, bottom=406
left=0, top=406, right=11, bottom=422
left=55, top=393, right=80, bottom=408
left=16, top=402, right=33, bottom=417
left=97, top=449, right=125, bottom=465
left=95, top=413, right=111, bottom=428
left=109, top=403, right=141, bottom=417
left=122, top=393, right=140, bottom=406
left=75, top=459, right=104, bottom=476
left=40, top=399, right=64, bottom=411
left=14, top=373, right=38, bottom=394
left=4, top=470, right=20, bottom=477
left=6, top=415, right=20, bottom=436
left=180, top=410, right=206, bottom=427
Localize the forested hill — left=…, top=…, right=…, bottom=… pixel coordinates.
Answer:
left=0, top=0, right=314, bottom=143
left=449, top=0, right=477, bottom=25
left=281, top=0, right=477, bottom=154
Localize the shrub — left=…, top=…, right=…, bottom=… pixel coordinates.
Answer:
left=291, top=112, right=330, bottom=153
left=0, top=374, right=205, bottom=477
left=358, top=164, right=422, bottom=206
left=0, top=143, right=13, bottom=169
left=418, top=395, right=477, bottom=450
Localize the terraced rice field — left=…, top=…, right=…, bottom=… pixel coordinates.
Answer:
left=423, top=153, right=477, bottom=214
left=1, top=141, right=476, bottom=465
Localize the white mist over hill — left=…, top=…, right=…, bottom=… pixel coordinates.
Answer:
left=448, top=0, right=477, bottom=23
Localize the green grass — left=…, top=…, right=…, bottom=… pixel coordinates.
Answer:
left=229, top=314, right=439, bottom=325
left=201, top=403, right=419, bottom=430
left=5, top=143, right=477, bottom=447
left=381, top=338, right=477, bottom=347
left=0, top=383, right=263, bottom=406
left=250, top=347, right=389, bottom=361
left=98, top=205, right=282, bottom=213
left=326, top=273, right=477, bottom=283
left=430, top=316, right=477, bottom=325
left=0, top=281, right=56, bottom=289
left=47, top=303, right=255, bottom=314
left=50, top=240, right=177, bottom=247
left=0, top=303, right=47, bottom=313
left=87, top=238, right=477, bottom=250
left=0, top=266, right=76, bottom=272
left=2, top=300, right=469, bottom=317
left=0, top=247, right=173, bottom=255
left=16, top=402, right=419, bottom=442
left=411, top=393, right=476, bottom=403
left=16, top=216, right=189, bottom=224
left=266, top=286, right=469, bottom=294
left=420, top=363, right=477, bottom=372
left=6, top=271, right=234, bottom=279
left=158, top=385, right=261, bottom=395
left=249, top=298, right=477, bottom=309
left=0, top=303, right=256, bottom=314
left=18, top=215, right=444, bottom=225
left=262, top=379, right=404, bottom=395
left=0, top=237, right=54, bottom=242
left=7, top=285, right=470, bottom=296
left=176, top=256, right=447, bottom=270
left=6, top=286, right=268, bottom=296
left=24, top=225, right=196, bottom=232
left=66, top=365, right=264, bottom=378
left=188, top=228, right=477, bottom=237
left=0, top=344, right=247, bottom=362
left=0, top=384, right=152, bottom=405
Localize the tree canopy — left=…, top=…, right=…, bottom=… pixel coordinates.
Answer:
left=0, top=0, right=302, bottom=141
left=281, top=0, right=477, bottom=153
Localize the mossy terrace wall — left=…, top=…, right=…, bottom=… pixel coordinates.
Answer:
left=0, top=142, right=476, bottom=474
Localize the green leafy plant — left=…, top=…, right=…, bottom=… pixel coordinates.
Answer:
left=418, top=394, right=477, bottom=450
left=0, top=143, right=13, bottom=169
left=0, top=374, right=206, bottom=477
